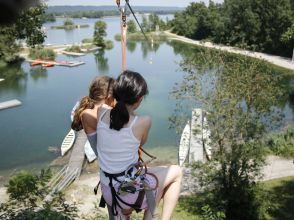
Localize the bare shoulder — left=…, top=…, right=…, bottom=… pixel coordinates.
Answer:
left=97, top=104, right=112, bottom=117
left=136, top=116, right=151, bottom=129
left=81, top=109, right=96, bottom=121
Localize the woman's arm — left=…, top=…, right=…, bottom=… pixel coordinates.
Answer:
left=133, top=116, right=152, bottom=148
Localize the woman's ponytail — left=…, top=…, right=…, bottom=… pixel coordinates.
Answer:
left=110, top=101, right=129, bottom=131
left=110, top=70, right=148, bottom=131
left=71, top=75, right=115, bottom=131
left=71, top=96, right=94, bottom=131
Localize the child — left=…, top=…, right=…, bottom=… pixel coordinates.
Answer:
left=97, top=71, right=182, bottom=220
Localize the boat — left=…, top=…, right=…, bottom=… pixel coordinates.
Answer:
left=57, top=61, right=70, bottom=64
left=61, top=129, right=75, bottom=156
left=31, top=62, right=41, bottom=66
left=202, top=117, right=212, bottom=159
left=71, top=101, right=80, bottom=122
left=43, top=63, right=54, bottom=68
left=84, top=141, right=97, bottom=163
left=179, top=122, right=191, bottom=166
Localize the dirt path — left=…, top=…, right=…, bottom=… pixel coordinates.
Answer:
left=165, top=31, right=294, bottom=71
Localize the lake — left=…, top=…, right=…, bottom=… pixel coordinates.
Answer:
left=0, top=15, right=294, bottom=185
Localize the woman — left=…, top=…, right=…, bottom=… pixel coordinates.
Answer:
left=71, top=75, right=115, bottom=155
left=97, top=71, right=182, bottom=220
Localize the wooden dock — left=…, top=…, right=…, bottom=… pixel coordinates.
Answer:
left=61, top=51, right=85, bottom=56
left=67, top=130, right=87, bottom=180
left=25, top=59, right=85, bottom=67
left=189, top=108, right=203, bottom=164
left=0, top=100, right=21, bottom=111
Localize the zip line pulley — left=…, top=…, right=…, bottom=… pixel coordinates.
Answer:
left=116, top=0, right=151, bottom=72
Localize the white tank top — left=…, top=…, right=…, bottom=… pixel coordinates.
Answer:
left=96, top=109, right=140, bottom=185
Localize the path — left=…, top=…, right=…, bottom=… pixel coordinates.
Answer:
left=180, top=155, right=294, bottom=195
left=165, top=31, right=294, bottom=71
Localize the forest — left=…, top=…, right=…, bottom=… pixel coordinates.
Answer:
left=170, top=0, right=294, bottom=57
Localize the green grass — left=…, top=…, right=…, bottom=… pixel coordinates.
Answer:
left=114, top=32, right=168, bottom=41
left=28, top=49, right=56, bottom=60
left=65, top=44, right=99, bottom=53
left=51, top=24, right=89, bottom=29
left=131, top=176, right=294, bottom=219
left=259, top=176, right=294, bottom=220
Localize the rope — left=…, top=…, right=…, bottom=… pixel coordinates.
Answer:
left=120, top=8, right=127, bottom=72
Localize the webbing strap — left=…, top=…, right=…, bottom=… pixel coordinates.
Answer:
left=141, top=180, right=159, bottom=218
left=120, top=8, right=127, bottom=72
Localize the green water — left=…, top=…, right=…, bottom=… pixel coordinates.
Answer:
left=0, top=18, right=294, bottom=184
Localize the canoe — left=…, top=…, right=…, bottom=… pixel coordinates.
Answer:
left=31, top=62, right=41, bottom=66
left=57, top=61, right=70, bottom=64
left=203, top=117, right=212, bottom=159
left=179, top=122, right=191, bottom=166
left=61, top=129, right=75, bottom=156
left=43, top=63, right=54, bottom=67
left=71, top=101, right=80, bottom=122
left=84, top=141, right=97, bottom=163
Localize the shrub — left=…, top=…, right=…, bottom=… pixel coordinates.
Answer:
left=82, top=38, right=93, bottom=43
left=28, top=49, right=56, bottom=60
left=266, top=126, right=294, bottom=158
left=65, top=45, right=81, bottom=53
left=63, top=18, right=75, bottom=26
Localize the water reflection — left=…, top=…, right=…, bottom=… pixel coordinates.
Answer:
left=95, top=49, right=109, bottom=74
left=29, top=66, right=48, bottom=82
left=0, top=63, right=28, bottom=98
left=126, top=41, right=136, bottom=53
left=141, top=41, right=165, bottom=59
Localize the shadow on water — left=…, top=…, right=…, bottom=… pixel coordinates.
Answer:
left=29, top=66, right=48, bottom=82
left=0, top=63, right=28, bottom=98
left=94, top=49, right=109, bottom=74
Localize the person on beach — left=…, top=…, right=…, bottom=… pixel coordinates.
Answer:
left=97, top=70, right=182, bottom=220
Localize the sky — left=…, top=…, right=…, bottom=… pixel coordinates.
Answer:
left=46, top=0, right=224, bottom=7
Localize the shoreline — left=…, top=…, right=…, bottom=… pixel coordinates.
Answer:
left=165, top=31, right=294, bottom=71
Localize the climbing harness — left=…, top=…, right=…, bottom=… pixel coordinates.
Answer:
left=116, top=0, right=151, bottom=71
left=94, top=147, right=159, bottom=218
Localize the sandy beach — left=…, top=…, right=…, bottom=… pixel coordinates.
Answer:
left=165, top=31, right=294, bottom=71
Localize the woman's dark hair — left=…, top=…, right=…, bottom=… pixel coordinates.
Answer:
left=71, top=76, right=114, bottom=131
left=110, top=70, right=148, bottom=131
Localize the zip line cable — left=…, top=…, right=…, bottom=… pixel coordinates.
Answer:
left=117, top=0, right=151, bottom=47
left=127, top=2, right=151, bottom=47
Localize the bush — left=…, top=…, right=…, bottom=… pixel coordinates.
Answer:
left=103, top=40, right=114, bottom=48
left=63, top=18, right=74, bottom=26
left=28, top=49, right=56, bottom=60
left=1, top=170, right=79, bottom=220
left=266, top=126, right=294, bottom=158
left=65, top=45, right=81, bottom=53
left=82, top=38, right=93, bottom=43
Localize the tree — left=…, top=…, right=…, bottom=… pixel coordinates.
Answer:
left=141, top=14, right=151, bottom=33
left=63, top=18, right=75, bottom=26
left=93, top=20, right=107, bottom=46
left=169, top=47, right=284, bottom=219
left=127, top=20, right=136, bottom=33
left=0, top=4, right=46, bottom=63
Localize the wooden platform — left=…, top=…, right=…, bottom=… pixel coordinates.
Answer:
left=0, top=100, right=22, bottom=111
left=61, top=51, right=85, bottom=56
left=67, top=130, right=87, bottom=180
left=25, top=59, right=85, bottom=67
left=189, top=108, right=203, bottom=164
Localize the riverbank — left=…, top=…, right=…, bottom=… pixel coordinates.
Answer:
left=165, top=31, right=294, bottom=71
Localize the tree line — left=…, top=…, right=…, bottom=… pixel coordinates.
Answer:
left=46, top=10, right=178, bottom=20
left=170, top=0, right=294, bottom=57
